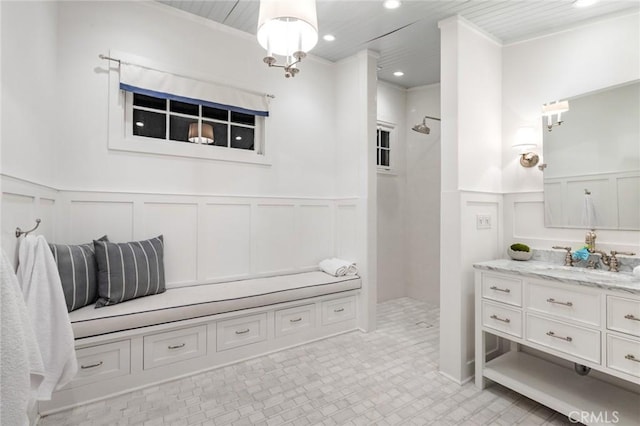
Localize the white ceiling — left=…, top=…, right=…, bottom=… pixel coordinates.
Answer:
left=159, top=0, right=639, bottom=88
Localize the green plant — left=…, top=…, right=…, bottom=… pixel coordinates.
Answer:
left=510, top=243, right=530, bottom=252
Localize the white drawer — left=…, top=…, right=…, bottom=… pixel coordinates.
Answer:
left=143, top=325, right=207, bottom=370
left=607, top=296, right=640, bottom=338
left=275, top=304, right=315, bottom=337
left=526, top=281, right=601, bottom=326
left=70, top=340, right=130, bottom=388
left=217, top=313, right=267, bottom=351
left=606, top=334, right=640, bottom=379
left=482, top=301, right=523, bottom=338
left=525, top=313, right=600, bottom=363
left=482, top=273, right=522, bottom=307
left=322, top=296, right=356, bottom=325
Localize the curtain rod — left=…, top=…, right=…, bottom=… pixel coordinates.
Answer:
left=99, top=54, right=275, bottom=100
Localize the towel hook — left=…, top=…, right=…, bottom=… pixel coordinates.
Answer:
left=16, top=218, right=41, bottom=238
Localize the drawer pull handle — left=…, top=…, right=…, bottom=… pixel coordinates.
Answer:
left=625, top=354, right=640, bottom=363
left=490, top=314, right=510, bottom=323
left=290, top=317, right=303, bottom=323
left=546, top=298, right=573, bottom=307
left=546, top=331, right=572, bottom=342
left=168, top=343, right=186, bottom=350
left=624, top=314, right=640, bottom=321
left=333, top=308, right=345, bottom=313
left=489, top=286, right=510, bottom=293
left=80, top=361, right=103, bottom=370
left=235, top=328, right=250, bottom=335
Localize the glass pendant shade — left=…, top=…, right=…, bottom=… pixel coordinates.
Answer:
left=188, top=123, right=214, bottom=144
left=257, top=0, right=318, bottom=56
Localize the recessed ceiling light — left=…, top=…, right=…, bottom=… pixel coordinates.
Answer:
left=323, top=34, right=336, bottom=42
left=393, top=71, right=404, bottom=77
left=235, top=136, right=242, bottom=140
left=574, top=0, right=598, bottom=7
left=384, top=0, right=401, bottom=10
left=135, top=121, right=144, bottom=127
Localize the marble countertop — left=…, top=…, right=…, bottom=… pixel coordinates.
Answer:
left=473, top=259, right=640, bottom=294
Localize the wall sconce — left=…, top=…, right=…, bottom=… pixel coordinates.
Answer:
left=542, top=100, right=569, bottom=131
left=512, top=127, right=539, bottom=168
left=188, top=123, right=214, bottom=144
left=257, top=0, right=318, bottom=78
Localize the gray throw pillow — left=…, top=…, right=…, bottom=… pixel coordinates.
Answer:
left=49, top=236, right=108, bottom=312
left=94, top=235, right=166, bottom=307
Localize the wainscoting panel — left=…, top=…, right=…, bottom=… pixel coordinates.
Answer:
left=68, top=201, right=134, bottom=244
left=254, top=204, right=297, bottom=274
left=295, top=204, right=334, bottom=269
left=335, top=203, right=358, bottom=262
left=142, top=202, right=198, bottom=285
left=617, top=175, right=640, bottom=229
left=200, top=203, right=252, bottom=281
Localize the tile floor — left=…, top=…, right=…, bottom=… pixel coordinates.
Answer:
left=39, top=298, right=577, bottom=426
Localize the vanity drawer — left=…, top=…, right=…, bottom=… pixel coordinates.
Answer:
left=70, top=340, right=130, bottom=388
left=607, top=296, right=640, bottom=338
left=143, top=325, right=206, bottom=370
left=322, top=296, right=356, bottom=325
left=525, top=282, right=601, bottom=326
left=525, top=313, right=600, bottom=363
left=275, top=304, right=315, bottom=337
left=606, top=334, right=640, bottom=379
left=217, top=313, right=267, bottom=351
left=482, top=301, right=522, bottom=338
left=482, top=273, right=522, bottom=307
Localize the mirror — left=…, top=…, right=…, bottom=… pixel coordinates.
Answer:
left=543, top=80, right=640, bottom=230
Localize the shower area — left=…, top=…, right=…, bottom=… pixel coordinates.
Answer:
left=376, top=83, right=442, bottom=305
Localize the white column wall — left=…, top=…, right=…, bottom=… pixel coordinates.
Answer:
left=502, top=12, right=640, bottom=253
left=376, top=82, right=407, bottom=302
left=439, top=16, right=503, bottom=384
left=405, top=84, right=441, bottom=303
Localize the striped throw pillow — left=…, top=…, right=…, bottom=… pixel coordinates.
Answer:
left=49, top=236, right=108, bottom=312
left=94, top=236, right=166, bottom=307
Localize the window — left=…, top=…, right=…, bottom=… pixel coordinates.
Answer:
left=129, top=93, right=259, bottom=152
left=376, top=125, right=392, bottom=170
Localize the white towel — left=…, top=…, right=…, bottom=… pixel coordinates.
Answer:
left=1, top=249, right=45, bottom=425
left=319, top=258, right=358, bottom=277
left=16, top=235, right=77, bottom=401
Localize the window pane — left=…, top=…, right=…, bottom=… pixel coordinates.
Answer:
left=230, top=126, right=255, bottom=150
left=134, top=94, right=166, bottom=111
left=133, top=109, right=166, bottom=139
left=380, top=130, right=390, bottom=148
left=377, top=149, right=381, bottom=166
left=203, top=120, right=228, bottom=147
left=169, top=115, right=195, bottom=142
left=202, top=106, right=228, bottom=121
left=170, top=100, right=198, bottom=116
left=231, top=111, right=255, bottom=126
left=381, top=149, right=389, bottom=167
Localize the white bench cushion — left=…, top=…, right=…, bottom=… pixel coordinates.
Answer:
left=70, top=272, right=361, bottom=339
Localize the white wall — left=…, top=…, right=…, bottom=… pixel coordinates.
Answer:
left=0, top=1, right=58, bottom=185
left=405, top=84, right=441, bottom=303
left=502, top=12, right=640, bottom=253
left=376, top=82, right=407, bottom=302
left=439, top=16, right=503, bottom=384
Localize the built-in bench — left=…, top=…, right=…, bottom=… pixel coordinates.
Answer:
left=41, top=271, right=362, bottom=415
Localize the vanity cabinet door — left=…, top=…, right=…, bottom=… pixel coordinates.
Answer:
left=525, top=313, right=600, bottom=363
left=482, top=301, right=522, bottom=337
left=606, top=334, right=640, bottom=379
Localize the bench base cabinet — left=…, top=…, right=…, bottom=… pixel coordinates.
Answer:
left=39, top=291, right=359, bottom=415
left=475, top=270, right=640, bottom=426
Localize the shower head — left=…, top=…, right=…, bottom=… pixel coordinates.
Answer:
left=412, top=115, right=441, bottom=135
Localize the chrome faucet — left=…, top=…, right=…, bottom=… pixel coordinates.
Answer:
left=552, top=246, right=573, bottom=266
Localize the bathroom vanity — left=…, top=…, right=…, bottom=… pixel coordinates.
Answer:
left=474, top=259, right=640, bottom=425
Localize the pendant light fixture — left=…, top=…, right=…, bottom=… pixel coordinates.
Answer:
left=257, top=0, right=318, bottom=78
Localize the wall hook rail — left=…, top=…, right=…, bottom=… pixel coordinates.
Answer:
left=16, top=218, right=41, bottom=238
